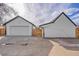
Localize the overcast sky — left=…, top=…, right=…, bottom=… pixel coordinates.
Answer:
left=6, top=3, right=79, bottom=26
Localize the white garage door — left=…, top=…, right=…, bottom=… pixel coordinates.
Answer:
left=7, top=26, right=32, bottom=36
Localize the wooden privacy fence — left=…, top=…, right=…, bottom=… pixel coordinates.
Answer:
left=76, top=27, right=79, bottom=38
left=32, top=28, right=44, bottom=37
left=0, top=26, right=5, bottom=36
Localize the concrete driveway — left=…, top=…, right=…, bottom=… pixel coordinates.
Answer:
left=0, top=36, right=53, bottom=56
left=49, top=39, right=79, bottom=56
left=50, top=39, right=79, bottom=50
left=1, top=36, right=79, bottom=56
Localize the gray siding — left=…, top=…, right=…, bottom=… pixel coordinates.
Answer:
left=6, top=17, right=32, bottom=26
left=42, top=14, right=76, bottom=38
left=6, top=17, right=32, bottom=36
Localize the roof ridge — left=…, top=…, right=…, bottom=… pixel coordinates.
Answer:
left=3, top=15, right=36, bottom=27
left=39, top=12, right=77, bottom=27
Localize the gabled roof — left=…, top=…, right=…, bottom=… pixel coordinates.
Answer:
left=39, top=12, right=77, bottom=27
left=3, top=16, right=36, bottom=27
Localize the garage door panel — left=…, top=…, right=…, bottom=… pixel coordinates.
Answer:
left=7, top=26, right=32, bottom=36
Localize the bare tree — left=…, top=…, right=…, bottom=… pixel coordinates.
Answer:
left=0, top=3, right=17, bottom=24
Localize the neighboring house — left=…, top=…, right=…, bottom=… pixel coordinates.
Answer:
left=40, top=12, right=77, bottom=38
left=3, top=16, right=36, bottom=36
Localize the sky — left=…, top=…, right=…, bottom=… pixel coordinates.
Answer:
left=6, top=3, right=79, bottom=26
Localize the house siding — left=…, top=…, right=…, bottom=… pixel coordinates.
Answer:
left=42, top=14, right=76, bottom=38
left=5, top=16, right=33, bottom=36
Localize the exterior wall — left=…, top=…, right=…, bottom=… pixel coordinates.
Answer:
left=6, top=17, right=32, bottom=36
left=6, top=17, right=32, bottom=26
left=42, top=14, right=76, bottom=38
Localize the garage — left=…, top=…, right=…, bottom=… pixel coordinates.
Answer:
left=3, top=16, right=34, bottom=36
left=40, top=12, right=77, bottom=38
